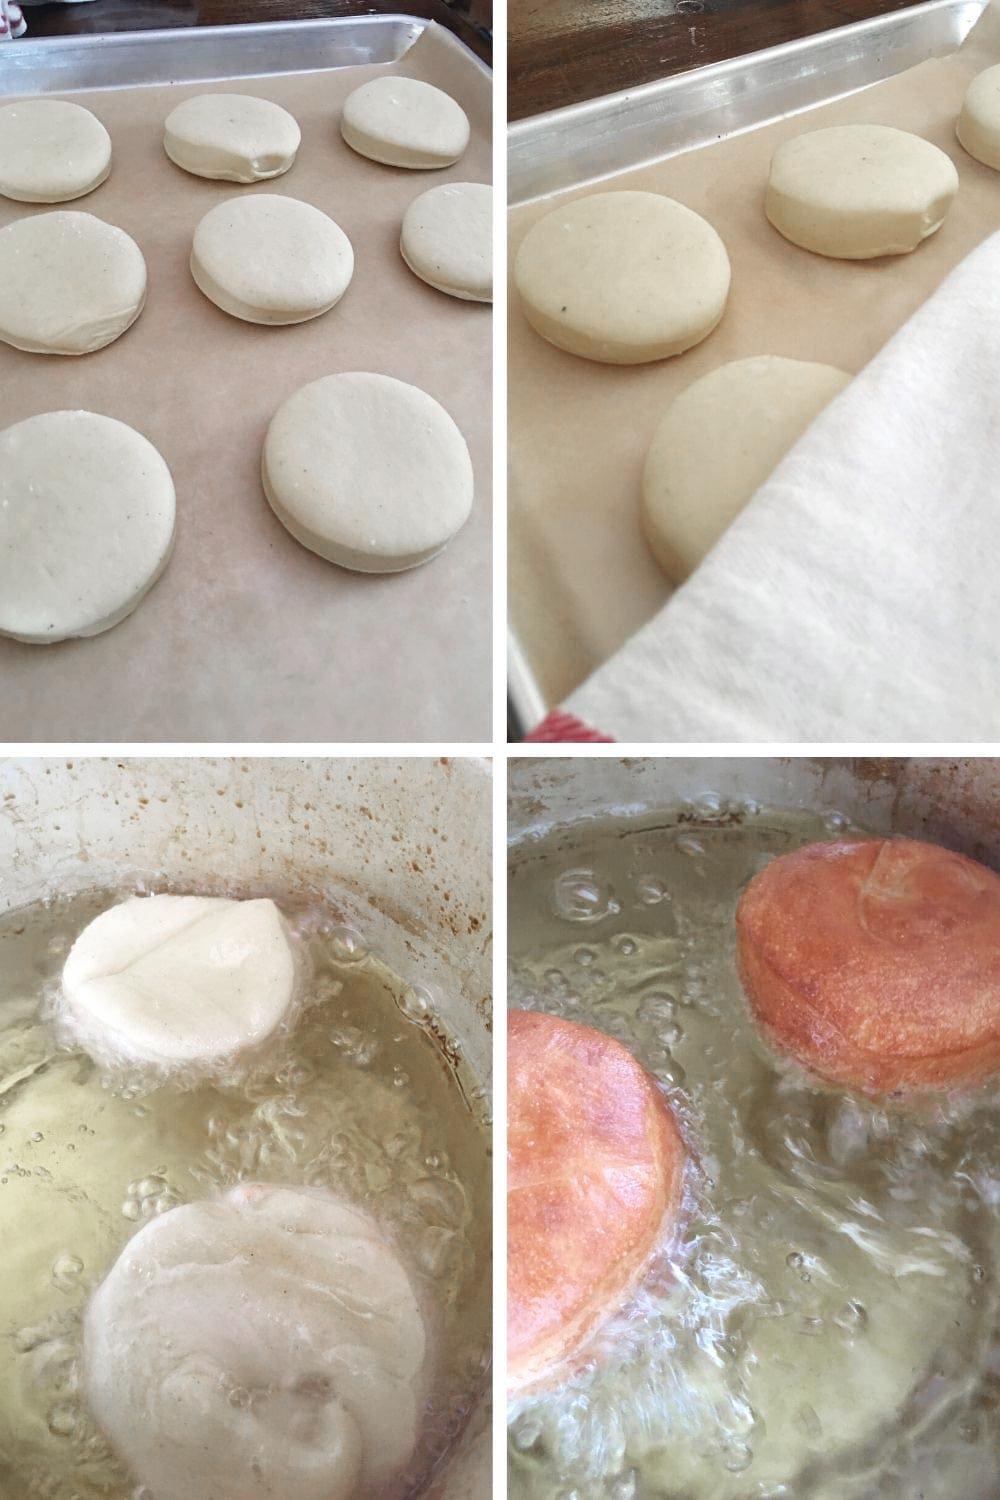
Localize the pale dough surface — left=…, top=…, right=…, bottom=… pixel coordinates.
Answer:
left=957, top=64, right=1000, bottom=169
left=191, top=193, right=354, bottom=324
left=0, top=99, right=111, bottom=203
left=341, top=76, right=469, bottom=168
left=400, top=180, right=492, bottom=301
left=61, top=894, right=296, bottom=1069
left=513, top=190, right=731, bottom=364
left=0, top=211, right=146, bottom=355
left=164, top=92, right=301, bottom=183
left=263, top=371, right=474, bottom=572
left=83, top=1183, right=427, bottom=1500
left=641, top=356, right=851, bottom=583
left=766, top=124, right=960, bottom=259
left=0, top=410, right=175, bottom=644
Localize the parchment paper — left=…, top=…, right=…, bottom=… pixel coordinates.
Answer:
left=508, top=4, right=1000, bottom=709
left=0, top=23, right=491, bottom=742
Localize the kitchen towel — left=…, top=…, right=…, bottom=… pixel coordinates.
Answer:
left=554, top=227, right=1000, bottom=743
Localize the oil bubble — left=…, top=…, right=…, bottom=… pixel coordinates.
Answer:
left=47, top=1403, right=77, bottom=1438
left=52, top=1254, right=84, bottom=1292
left=574, top=947, right=596, bottom=966
left=399, top=984, right=434, bottom=1022
left=613, top=935, right=638, bottom=957
left=328, top=925, right=367, bottom=963
left=635, top=874, right=670, bottom=905
left=676, top=835, right=706, bottom=858
left=551, top=868, right=619, bottom=925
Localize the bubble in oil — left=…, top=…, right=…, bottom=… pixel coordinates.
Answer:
left=327, top=925, right=367, bottom=963
left=551, top=868, right=619, bottom=925
left=51, top=1255, right=83, bottom=1293
left=635, top=874, right=670, bottom=906
left=47, top=1404, right=77, bottom=1439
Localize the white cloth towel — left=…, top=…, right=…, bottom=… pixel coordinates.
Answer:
left=565, top=229, right=1000, bottom=742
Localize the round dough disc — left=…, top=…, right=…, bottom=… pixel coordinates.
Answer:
left=642, top=355, right=851, bottom=583
left=191, top=194, right=354, bottom=325
left=513, top=190, right=731, bottom=364
left=957, top=63, right=1000, bottom=170
left=340, top=76, right=470, bottom=169
left=0, top=211, right=146, bottom=355
left=83, top=1183, right=427, bottom=1500
left=765, top=124, right=959, bottom=259
left=400, top=181, right=492, bottom=301
left=262, top=371, right=473, bottom=573
left=0, top=99, right=111, bottom=203
left=0, top=410, right=175, bottom=644
left=164, top=92, right=301, bottom=182
left=61, top=894, right=297, bottom=1070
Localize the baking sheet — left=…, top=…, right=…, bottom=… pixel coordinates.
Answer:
left=507, top=0, right=1000, bottom=717
left=0, top=20, right=492, bottom=743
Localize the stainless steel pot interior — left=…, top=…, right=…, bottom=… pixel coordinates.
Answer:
left=508, top=756, right=1000, bottom=868
left=0, top=754, right=492, bottom=1500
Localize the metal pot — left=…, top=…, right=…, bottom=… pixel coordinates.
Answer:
left=0, top=753, right=492, bottom=1500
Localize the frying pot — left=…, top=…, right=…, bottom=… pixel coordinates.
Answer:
left=0, top=753, right=492, bottom=1500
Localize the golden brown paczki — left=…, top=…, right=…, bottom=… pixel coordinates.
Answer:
left=507, top=1009, right=686, bottom=1395
left=737, top=837, right=1000, bottom=1093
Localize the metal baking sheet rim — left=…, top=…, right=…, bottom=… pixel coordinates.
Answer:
left=0, top=13, right=491, bottom=94
left=506, top=0, right=985, bottom=737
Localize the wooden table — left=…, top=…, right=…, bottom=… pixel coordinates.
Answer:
left=19, top=0, right=491, bottom=64
left=509, top=0, right=922, bottom=119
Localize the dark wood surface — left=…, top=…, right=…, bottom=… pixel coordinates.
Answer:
left=17, top=0, right=491, bottom=62
left=509, top=0, right=923, bottom=119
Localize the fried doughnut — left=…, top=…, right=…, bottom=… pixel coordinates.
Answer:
left=736, top=837, right=1000, bottom=1093
left=507, top=1009, right=686, bottom=1395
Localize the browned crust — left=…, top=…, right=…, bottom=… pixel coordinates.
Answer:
left=507, top=1009, right=686, bottom=1395
left=736, top=837, right=1000, bottom=1093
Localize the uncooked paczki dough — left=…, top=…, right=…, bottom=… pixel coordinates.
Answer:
left=83, top=1183, right=427, bottom=1500
left=60, top=894, right=297, bottom=1070
left=400, top=181, right=492, bottom=301
left=0, top=211, right=146, bottom=355
left=514, top=190, right=731, bottom=364
left=0, top=99, right=111, bottom=203
left=164, top=92, right=301, bottom=181
left=262, top=371, right=473, bottom=572
left=642, top=355, right=852, bottom=583
left=765, top=124, right=959, bottom=259
left=0, top=410, right=175, bottom=644
left=191, top=194, right=354, bottom=324
left=340, top=76, right=469, bottom=168
left=957, top=64, right=1000, bottom=169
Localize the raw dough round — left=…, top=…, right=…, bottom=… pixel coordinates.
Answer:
left=400, top=180, right=492, bottom=301
left=83, top=1183, right=427, bottom=1500
left=262, top=371, right=473, bottom=572
left=513, top=190, right=731, bottom=364
left=642, top=355, right=851, bottom=582
left=0, top=410, right=175, bottom=644
left=508, top=1010, right=686, bottom=1396
left=957, top=63, right=1000, bottom=170
left=737, top=838, right=1000, bottom=1093
left=191, top=194, right=354, bottom=325
left=164, top=92, right=301, bottom=182
left=340, top=76, right=469, bottom=169
left=61, top=894, right=297, bottom=1070
left=0, top=99, right=111, bottom=203
left=0, top=211, right=146, bottom=355
left=765, top=124, right=959, bottom=259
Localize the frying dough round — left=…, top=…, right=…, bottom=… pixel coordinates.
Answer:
left=191, top=194, right=354, bottom=325
left=400, top=180, right=492, bottom=301
left=642, top=355, right=851, bottom=582
left=262, top=371, right=473, bottom=572
left=61, top=894, right=297, bottom=1070
left=340, top=76, right=469, bottom=169
left=513, top=190, right=731, bottom=364
left=164, top=92, right=301, bottom=182
left=737, top=838, right=1000, bottom=1093
left=957, top=63, right=1000, bottom=169
left=507, top=1009, right=686, bottom=1395
left=0, top=410, right=175, bottom=644
left=765, top=125, right=959, bottom=259
left=0, top=99, right=111, bottom=203
left=0, top=211, right=146, bottom=355
left=83, top=1183, right=427, bottom=1500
